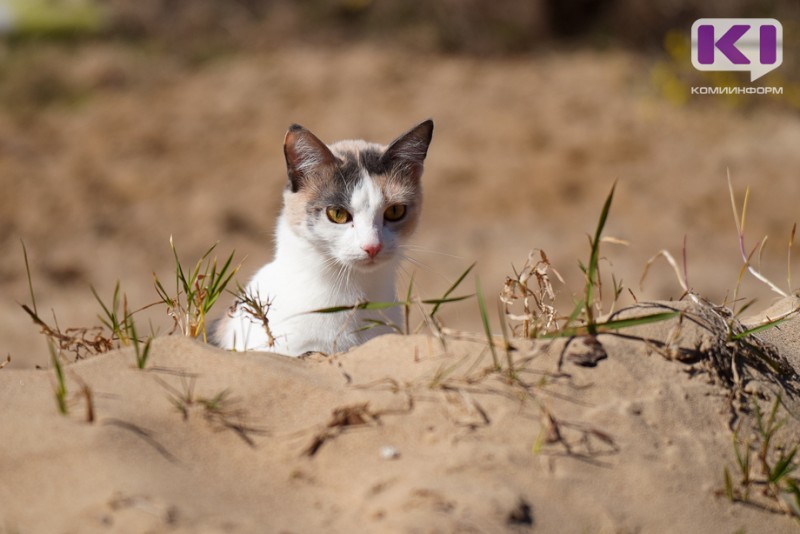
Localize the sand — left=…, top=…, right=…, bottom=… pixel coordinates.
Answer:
left=2, top=296, right=799, bottom=533
left=3, top=39, right=800, bottom=534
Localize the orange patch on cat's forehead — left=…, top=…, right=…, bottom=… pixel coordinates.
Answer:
left=328, top=139, right=386, bottom=158
left=373, top=174, right=419, bottom=205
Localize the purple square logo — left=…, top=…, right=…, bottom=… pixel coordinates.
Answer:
left=691, top=18, right=783, bottom=81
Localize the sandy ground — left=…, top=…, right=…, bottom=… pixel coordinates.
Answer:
left=2, top=297, right=799, bottom=533
left=2, top=44, right=800, bottom=368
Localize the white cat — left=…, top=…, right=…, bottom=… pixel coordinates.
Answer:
left=214, top=120, right=434, bottom=356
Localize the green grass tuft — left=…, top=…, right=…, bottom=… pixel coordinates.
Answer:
left=154, top=237, right=239, bottom=342
left=723, top=395, right=800, bottom=517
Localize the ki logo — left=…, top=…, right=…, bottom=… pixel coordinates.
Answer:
left=691, top=18, right=783, bottom=82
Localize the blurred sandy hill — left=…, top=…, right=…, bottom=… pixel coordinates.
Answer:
left=2, top=0, right=800, bottom=367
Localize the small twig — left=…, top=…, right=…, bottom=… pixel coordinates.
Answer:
left=728, top=173, right=788, bottom=298
left=641, top=249, right=688, bottom=293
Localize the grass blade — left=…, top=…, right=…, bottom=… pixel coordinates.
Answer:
left=732, top=316, right=791, bottom=340
left=585, top=181, right=617, bottom=334
left=476, top=276, right=499, bottom=369
left=49, top=341, right=68, bottom=415
left=789, top=223, right=797, bottom=291
left=170, top=236, right=189, bottom=295
left=90, top=285, right=114, bottom=330
left=543, top=311, right=679, bottom=338
left=769, top=447, right=797, bottom=484
left=728, top=175, right=788, bottom=298
left=724, top=467, right=735, bottom=501
left=128, top=317, right=152, bottom=369
left=354, top=319, right=403, bottom=334
left=497, top=298, right=514, bottom=376
left=785, top=479, right=800, bottom=517
left=306, top=301, right=405, bottom=314
left=421, top=295, right=474, bottom=306
left=204, top=252, right=239, bottom=314
left=404, top=272, right=415, bottom=335
left=21, top=239, right=37, bottom=316
left=734, top=435, right=751, bottom=485
left=565, top=299, right=585, bottom=330
left=430, top=262, right=476, bottom=320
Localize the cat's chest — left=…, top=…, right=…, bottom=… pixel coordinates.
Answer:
left=251, top=265, right=399, bottom=354
left=251, top=259, right=396, bottom=314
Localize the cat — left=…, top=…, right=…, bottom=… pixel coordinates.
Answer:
left=213, top=119, right=434, bottom=356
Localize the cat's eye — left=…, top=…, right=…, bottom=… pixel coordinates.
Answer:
left=384, top=204, right=407, bottom=222
left=326, top=206, right=351, bottom=224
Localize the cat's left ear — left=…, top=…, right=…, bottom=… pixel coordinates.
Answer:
left=381, top=119, right=434, bottom=180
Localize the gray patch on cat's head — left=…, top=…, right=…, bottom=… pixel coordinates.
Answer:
left=355, top=146, right=387, bottom=176
left=331, top=143, right=384, bottom=188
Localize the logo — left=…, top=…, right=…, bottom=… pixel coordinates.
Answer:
left=691, top=18, right=782, bottom=81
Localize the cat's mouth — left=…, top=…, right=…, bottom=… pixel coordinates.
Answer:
left=351, top=254, right=391, bottom=271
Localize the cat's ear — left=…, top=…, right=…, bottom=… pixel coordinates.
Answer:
left=381, top=119, right=434, bottom=180
left=284, top=124, right=337, bottom=192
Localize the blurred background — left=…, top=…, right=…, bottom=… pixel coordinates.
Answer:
left=2, top=0, right=800, bottom=368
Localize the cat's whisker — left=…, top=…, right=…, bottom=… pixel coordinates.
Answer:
left=341, top=266, right=353, bottom=297
left=332, top=262, right=350, bottom=299
left=398, top=245, right=464, bottom=260
left=397, top=265, right=414, bottom=287
left=344, top=265, right=354, bottom=297
left=329, top=264, right=341, bottom=294
left=402, top=255, right=432, bottom=272
left=322, top=258, right=342, bottom=295
left=342, top=265, right=354, bottom=297
left=398, top=264, right=411, bottom=278
left=401, top=254, right=460, bottom=286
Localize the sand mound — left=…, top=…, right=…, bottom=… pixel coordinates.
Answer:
left=2, top=299, right=799, bottom=533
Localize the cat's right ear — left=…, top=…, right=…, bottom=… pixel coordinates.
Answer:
left=381, top=119, right=434, bottom=181
left=284, top=124, right=337, bottom=192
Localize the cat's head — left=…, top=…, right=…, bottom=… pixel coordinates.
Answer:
left=281, top=120, right=433, bottom=272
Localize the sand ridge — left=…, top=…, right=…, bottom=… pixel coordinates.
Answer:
left=2, top=298, right=799, bottom=532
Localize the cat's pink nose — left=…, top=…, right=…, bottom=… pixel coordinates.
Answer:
left=362, top=243, right=382, bottom=259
